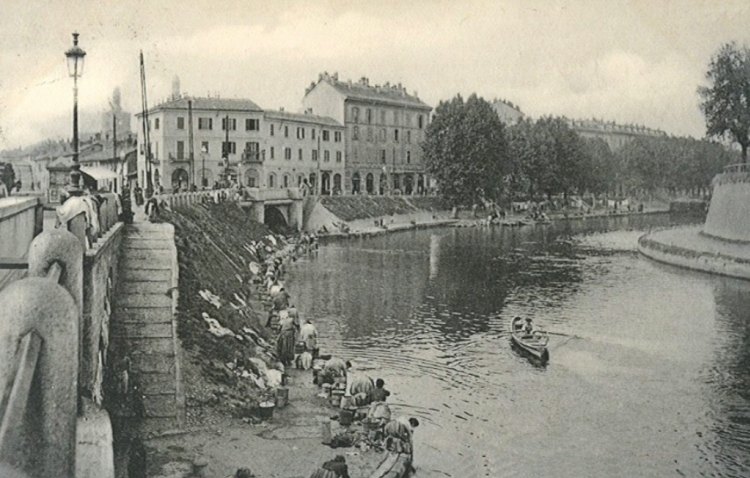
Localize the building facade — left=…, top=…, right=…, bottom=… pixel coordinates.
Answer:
left=263, top=110, right=345, bottom=195
left=302, top=72, right=432, bottom=195
left=136, top=97, right=344, bottom=194
left=567, top=118, right=667, bottom=151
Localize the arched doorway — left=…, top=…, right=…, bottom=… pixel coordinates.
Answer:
left=321, top=172, right=331, bottom=195
left=333, top=174, right=342, bottom=195
left=244, top=168, right=259, bottom=187
left=404, top=174, right=414, bottom=195
left=417, top=174, right=425, bottom=195
left=379, top=173, right=387, bottom=195
left=365, top=173, right=374, bottom=194
left=171, top=168, right=189, bottom=191
left=264, top=205, right=288, bottom=233
left=351, top=172, right=361, bottom=194
left=393, top=174, right=401, bottom=194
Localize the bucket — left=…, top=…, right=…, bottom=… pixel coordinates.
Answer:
left=339, top=408, right=356, bottom=426
left=276, top=387, right=289, bottom=408
left=257, top=401, right=275, bottom=420
left=330, top=388, right=345, bottom=407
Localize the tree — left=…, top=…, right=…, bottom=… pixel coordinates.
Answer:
left=422, top=94, right=510, bottom=206
left=699, top=42, right=750, bottom=162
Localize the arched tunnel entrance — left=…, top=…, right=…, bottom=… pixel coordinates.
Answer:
left=264, top=205, right=289, bottom=234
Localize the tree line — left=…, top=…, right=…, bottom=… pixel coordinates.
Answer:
left=422, top=94, right=737, bottom=207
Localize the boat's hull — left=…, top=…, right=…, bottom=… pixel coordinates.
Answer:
left=510, top=317, right=550, bottom=363
left=510, top=335, right=549, bottom=362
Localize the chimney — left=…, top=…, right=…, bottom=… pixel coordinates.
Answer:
left=172, top=75, right=181, bottom=99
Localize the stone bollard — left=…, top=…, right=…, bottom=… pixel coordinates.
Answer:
left=0, top=278, right=79, bottom=477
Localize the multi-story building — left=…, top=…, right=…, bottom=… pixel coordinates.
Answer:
left=263, top=109, right=345, bottom=195
left=136, top=96, right=344, bottom=193
left=136, top=97, right=265, bottom=191
left=491, top=99, right=524, bottom=125
left=566, top=118, right=667, bottom=151
left=302, top=72, right=432, bottom=195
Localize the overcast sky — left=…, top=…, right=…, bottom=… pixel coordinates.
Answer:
left=2, top=0, right=750, bottom=149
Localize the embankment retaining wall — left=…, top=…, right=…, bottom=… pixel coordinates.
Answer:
left=704, top=174, right=750, bottom=242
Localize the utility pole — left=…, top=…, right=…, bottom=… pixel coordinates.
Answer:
left=112, top=112, right=117, bottom=192
left=188, top=100, right=194, bottom=187
left=139, top=51, right=153, bottom=197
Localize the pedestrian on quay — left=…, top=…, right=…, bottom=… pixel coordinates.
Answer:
left=276, top=310, right=297, bottom=367
left=299, top=319, right=318, bottom=358
left=367, top=378, right=391, bottom=403
left=273, top=285, right=290, bottom=311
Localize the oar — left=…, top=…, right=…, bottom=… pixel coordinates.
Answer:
left=544, top=330, right=582, bottom=339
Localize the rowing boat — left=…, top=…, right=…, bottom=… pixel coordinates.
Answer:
left=510, top=317, right=549, bottom=362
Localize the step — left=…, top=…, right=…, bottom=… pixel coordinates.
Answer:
left=138, top=373, right=177, bottom=395
left=123, top=337, right=175, bottom=355
left=119, top=281, right=173, bottom=296
left=130, top=353, right=177, bottom=374
left=143, top=394, right=179, bottom=418
left=115, top=294, right=172, bottom=308
left=113, top=307, right=173, bottom=323
left=111, top=322, right=173, bottom=338
left=119, top=269, right=172, bottom=282
left=123, top=240, right=173, bottom=250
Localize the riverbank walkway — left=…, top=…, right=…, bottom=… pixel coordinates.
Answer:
left=639, top=225, right=750, bottom=280
left=111, top=213, right=185, bottom=434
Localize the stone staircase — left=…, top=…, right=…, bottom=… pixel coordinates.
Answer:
left=111, top=222, right=185, bottom=432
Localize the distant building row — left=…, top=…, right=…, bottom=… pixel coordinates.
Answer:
left=137, top=72, right=433, bottom=195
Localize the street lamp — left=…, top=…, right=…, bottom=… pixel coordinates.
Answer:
left=65, top=32, right=86, bottom=195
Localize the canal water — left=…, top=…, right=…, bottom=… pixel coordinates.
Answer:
left=286, top=214, right=750, bottom=477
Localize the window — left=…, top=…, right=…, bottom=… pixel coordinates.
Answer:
left=366, top=108, right=372, bottom=124
left=283, top=175, right=290, bottom=188
left=367, top=128, right=373, bottom=142
left=407, top=151, right=411, bottom=164
left=312, top=129, right=316, bottom=140
left=176, top=141, right=184, bottom=159
left=336, top=151, right=342, bottom=163
left=199, top=118, right=212, bottom=130
left=222, top=141, right=236, bottom=155
left=394, top=129, right=399, bottom=142
left=334, top=131, right=342, bottom=142
left=312, top=150, right=318, bottom=161
left=352, top=107, right=360, bottom=123
left=381, top=110, right=386, bottom=124
left=380, top=128, right=386, bottom=142
left=324, top=150, right=330, bottom=162
left=407, top=131, right=411, bottom=144
left=284, top=126, right=289, bottom=137
left=245, top=142, right=259, bottom=160
left=246, top=118, right=259, bottom=131
left=270, top=147, right=275, bottom=159
left=284, top=147, right=292, bottom=160
left=352, top=126, right=359, bottom=141
left=222, top=117, right=237, bottom=131
left=268, top=173, right=275, bottom=188
left=297, top=127, right=305, bottom=139
left=201, top=141, right=209, bottom=153
left=298, top=148, right=303, bottom=160
left=155, top=118, right=160, bottom=130
left=270, top=124, right=275, bottom=136
left=322, top=130, right=330, bottom=141
left=381, top=150, right=386, bottom=164
left=418, top=115, right=424, bottom=129
left=177, top=117, right=185, bottom=129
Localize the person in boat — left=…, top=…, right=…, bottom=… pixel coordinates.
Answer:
left=522, top=318, right=534, bottom=336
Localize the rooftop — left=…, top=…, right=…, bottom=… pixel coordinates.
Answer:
left=263, top=110, right=343, bottom=128
left=306, top=72, right=431, bottom=110
left=140, top=96, right=264, bottom=115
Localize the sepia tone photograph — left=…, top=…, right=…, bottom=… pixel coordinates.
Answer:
left=2, top=1, right=750, bottom=477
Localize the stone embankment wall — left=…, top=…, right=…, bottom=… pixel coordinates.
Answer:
left=704, top=172, right=750, bottom=242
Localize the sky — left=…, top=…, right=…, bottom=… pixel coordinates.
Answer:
left=2, top=0, right=750, bottom=150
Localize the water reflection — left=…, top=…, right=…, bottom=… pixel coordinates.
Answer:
left=288, top=213, right=750, bottom=477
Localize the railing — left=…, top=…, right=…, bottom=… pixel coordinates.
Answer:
left=723, top=163, right=750, bottom=174
left=241, top=151, right=262, bottom=163
left=162, top=187, right=303, bottom=209
left=0, top=197, right=43, bottom=290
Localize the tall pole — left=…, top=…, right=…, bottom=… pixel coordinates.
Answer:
left=112, top=112, right=117, bottom=191
left=139, top=51, right=153, bottom=197
left=188, top=100, right=194, bottom=187
left=65, top=32, right=86, bottom=196
left=224, top=114, right=230, bottom=185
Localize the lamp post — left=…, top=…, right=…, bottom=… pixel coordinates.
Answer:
left=65, top=32, right=86, bottom=195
